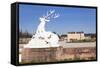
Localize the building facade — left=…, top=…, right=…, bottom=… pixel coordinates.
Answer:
left=67, top=32, right=85, bottom=42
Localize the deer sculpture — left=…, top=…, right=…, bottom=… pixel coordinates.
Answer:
left=25, top=10, right=60, bottom=48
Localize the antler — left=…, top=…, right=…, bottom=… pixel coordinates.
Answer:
left=44, top=10, right=60, bottom=19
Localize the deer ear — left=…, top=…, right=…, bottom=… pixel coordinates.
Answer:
left=40, top=17, right=43, bottom=21
left=46, top=19, right=50, bottom=22
left=40, top=18, right=42, bottom=20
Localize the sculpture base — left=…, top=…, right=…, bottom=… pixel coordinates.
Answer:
left=21, top=47, right=63, bottom=63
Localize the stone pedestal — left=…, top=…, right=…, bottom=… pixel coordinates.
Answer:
left=21, top=47, right=63, bottom=63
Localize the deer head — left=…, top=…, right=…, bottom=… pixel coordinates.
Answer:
left=40, top=10, right=60, bottom=22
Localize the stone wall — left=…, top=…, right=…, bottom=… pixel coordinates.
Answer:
left=61, top=47, right=96, bottom=60
left=21, top=47, right=63, bottom=63
left=21, top=47, right=96, bottom=63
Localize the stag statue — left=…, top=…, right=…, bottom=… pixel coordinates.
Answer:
left=24, top=10, right=60, bottom=48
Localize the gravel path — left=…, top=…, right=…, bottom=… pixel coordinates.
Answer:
left=59, top=41, right=96, bottom=48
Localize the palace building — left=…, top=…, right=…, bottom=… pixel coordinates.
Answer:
left=67, top=32, right=85, bottom=42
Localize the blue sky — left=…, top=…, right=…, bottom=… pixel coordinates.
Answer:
left=19, top=4, right=96, bottom=35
